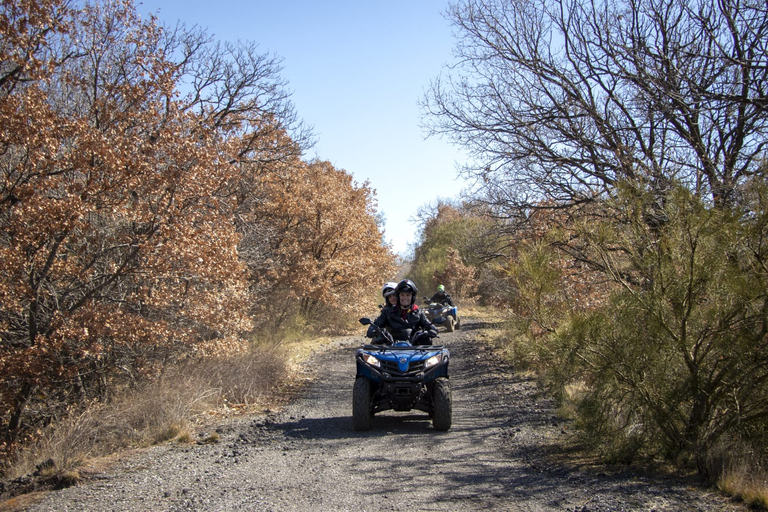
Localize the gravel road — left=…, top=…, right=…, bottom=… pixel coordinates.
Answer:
left=21, top=318, right=742, bottom=511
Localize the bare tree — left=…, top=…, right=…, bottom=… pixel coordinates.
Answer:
left=159, top=22, right=314, bottom=163
left=423, top=0, right=768, bottom=212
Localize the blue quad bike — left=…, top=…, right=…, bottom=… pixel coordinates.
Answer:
left=353, top=318, right=452, bottom=431
left=422, top=299, right=460, bottom=332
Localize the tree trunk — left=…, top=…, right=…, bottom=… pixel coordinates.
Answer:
left=6, top=382, right=33, bottom=439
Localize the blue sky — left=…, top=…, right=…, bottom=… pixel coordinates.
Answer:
left=138, top=0, right=469, bottom=257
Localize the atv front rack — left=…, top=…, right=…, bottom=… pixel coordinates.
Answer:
left=361, top=344, right=445, bottom=351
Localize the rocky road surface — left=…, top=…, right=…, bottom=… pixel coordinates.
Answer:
left=21, top=318, right=742, bottom=511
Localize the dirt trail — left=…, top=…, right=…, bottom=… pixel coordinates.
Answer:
left=21, top=319, right=741, bottom=511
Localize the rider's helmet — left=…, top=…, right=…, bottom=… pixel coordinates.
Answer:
left=437, top=284, right=445, bottom=292
left=395, top=279, right=418, bottom=301
left=381, top=281, right=398, bottom=298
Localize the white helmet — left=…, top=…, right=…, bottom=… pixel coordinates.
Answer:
left=381, top=281, right=398, bottom=297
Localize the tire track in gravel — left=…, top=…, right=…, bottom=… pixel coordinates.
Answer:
left=24, top=318, right=744, bottom=511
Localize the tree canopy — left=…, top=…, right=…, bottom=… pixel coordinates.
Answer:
left=423, top=0, right=768, bottom=213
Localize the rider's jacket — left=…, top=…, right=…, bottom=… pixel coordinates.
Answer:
left=368, top=304, right=437, bottom=341
left=430, top=291, right=454, bottom=306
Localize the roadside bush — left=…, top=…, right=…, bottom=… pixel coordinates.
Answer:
left=528, top=184, right=768, bottom=479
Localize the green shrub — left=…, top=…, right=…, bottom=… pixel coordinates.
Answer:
left=510, top=183, right=768, bottom=478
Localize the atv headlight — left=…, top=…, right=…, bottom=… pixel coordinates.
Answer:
left=424, top=354, right=442, bottom=368
left=363, top=354, right=380, bottom=367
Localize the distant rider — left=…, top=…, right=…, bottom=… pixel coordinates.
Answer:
left=367, top=279, right=438, bottom=344
left=429, top=285, right=454, bottom=306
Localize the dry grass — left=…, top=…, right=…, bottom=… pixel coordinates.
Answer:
left=453, top=298, right=506, bottom=322
left=3, top=343, right=292, bottom=485
left=716, top=459, right=768, bottom=510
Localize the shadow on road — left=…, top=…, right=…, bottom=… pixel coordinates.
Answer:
left=255, top=412, right=447, bottom=442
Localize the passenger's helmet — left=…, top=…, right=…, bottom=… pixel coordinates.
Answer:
left=437, top=284, right=445, bottom=292
left=395, top=279, right=418, bottom=298
left=381, top=281, right=398, bottom=297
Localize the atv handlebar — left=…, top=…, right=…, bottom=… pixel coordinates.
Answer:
left=360, top=317, right=437, bottom=346
left=360, top=317, right=395, bottom=345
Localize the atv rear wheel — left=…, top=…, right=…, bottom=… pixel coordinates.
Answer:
left=446, top=316, right=455, bottom=332
left=432, top=377, right=452, bottom=431
left=352, top=377, right=373, bottom=431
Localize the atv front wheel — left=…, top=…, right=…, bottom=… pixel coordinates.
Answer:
left=446, top=316, right=455, bottom=332
left=352, top=377, right=373, bottom=431
left=432, top=377, right=452, bottom=431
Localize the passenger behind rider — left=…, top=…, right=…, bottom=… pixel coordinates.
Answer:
left=367, top=279, right=438, bottom=345
left=429, top=284, right=455, bottom=306
left=379, top=281, right=398, bottom=309
left=371, top=281, right=398, bottom=344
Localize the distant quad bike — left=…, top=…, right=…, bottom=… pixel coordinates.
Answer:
left=422, top=299, right=460, bottom=332
left=353, top=318, right=452, bottom=431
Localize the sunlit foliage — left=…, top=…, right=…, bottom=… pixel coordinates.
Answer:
left=409, top=201, right=488, bottom=300
left=243, top=158, right=397, bottom=327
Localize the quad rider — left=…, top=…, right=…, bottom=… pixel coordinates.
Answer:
left=367, top=279, right=438, bottom=345
left=429, top=285, right=454, bottom=306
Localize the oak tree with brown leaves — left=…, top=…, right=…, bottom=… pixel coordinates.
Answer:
left=243, top=158, right=397, bottom=328
left=1, top=0, right=396, bottom=459
left=1, top=0, right=255, bottom=446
